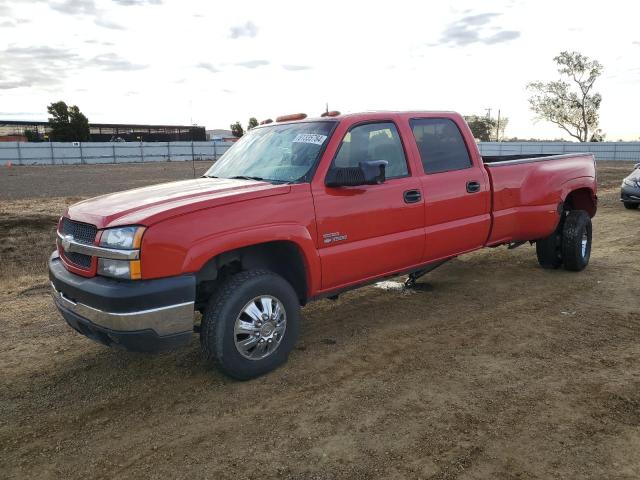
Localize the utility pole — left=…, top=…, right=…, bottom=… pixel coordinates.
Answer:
left=496, top=109, right=501, bottom=142
left=485, top=108, right=492, bottom=119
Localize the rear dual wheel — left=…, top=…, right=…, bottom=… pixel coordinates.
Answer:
left=561, top=210, right=592, bottom=271
left=535, top=231, right=562, bottom=269
left=536, top=210, right=592, bottom=272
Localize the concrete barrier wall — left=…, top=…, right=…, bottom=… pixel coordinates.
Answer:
left=1, top=140, right=638, bottom=166
left=0, top=141, right=233, bottom=166
left=477, top=142, right=640, bottom=162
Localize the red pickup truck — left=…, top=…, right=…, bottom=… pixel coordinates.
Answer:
left=49, top=111, right=597, bottom=379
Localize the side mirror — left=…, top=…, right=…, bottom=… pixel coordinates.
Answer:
left=325, top=160, right=388, bottom=187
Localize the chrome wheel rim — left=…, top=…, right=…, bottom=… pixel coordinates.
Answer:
left=581, top=231, right=588, bottom=258
left=234, top=295, right=286, bottom=360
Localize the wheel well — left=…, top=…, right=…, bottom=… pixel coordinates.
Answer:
left=564, top=188, right=596, bottom=217
left=195, top=241, right=308, bottom=309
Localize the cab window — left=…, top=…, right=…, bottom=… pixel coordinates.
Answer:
left=332, top=122, right=408, bottom=179
left=410, top=118, right=472, bottom=174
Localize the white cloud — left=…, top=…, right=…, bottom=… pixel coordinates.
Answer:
left=196, top=62, right=220, bottom=73
left=282, top=64, right=311, bottom=71
left=438, top=12, right=521, bottom=47
left=94, top=16, right=125, bottom=29
left=48, top=0, right=97, bottom=15
left=234, top=60, right=269, bottom=68
left=229, top=20, right=258, bottom=39
left=112, top=0, right=162, bottom=5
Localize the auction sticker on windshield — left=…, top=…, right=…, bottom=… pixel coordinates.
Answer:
left=292, top=134, right=327, bottom=145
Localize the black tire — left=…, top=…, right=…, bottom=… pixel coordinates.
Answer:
left=536, top=231, right=563, bottom=269
left=561, top=210, right=592, bottom=272
left=200, top=269, right=300, bottom=380
left=623, top=202, right=639, bottom=210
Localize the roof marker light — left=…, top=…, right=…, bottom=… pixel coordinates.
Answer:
left=275, top=113, right=307, bottom=122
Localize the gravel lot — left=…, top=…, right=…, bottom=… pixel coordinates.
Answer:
left=0, top=160, right=639, bottom=479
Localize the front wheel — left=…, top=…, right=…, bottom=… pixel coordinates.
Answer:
left=561, top=210, right=592, bottom=271
left=200, top=270, right=300, bottom=380
left=623, top=202, right=639, bottom=210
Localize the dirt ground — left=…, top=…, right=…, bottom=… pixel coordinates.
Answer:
left=0, top=161, right=639, bottom=480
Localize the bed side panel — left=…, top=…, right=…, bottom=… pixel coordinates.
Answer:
left=485, top=155, right=595, bottom=245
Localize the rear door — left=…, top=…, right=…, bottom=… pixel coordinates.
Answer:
left=409, top=117, right=491, bottom=262
left=312, top=120, right=425, bottom=290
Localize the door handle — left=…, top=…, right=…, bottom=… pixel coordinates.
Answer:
left=466, top=181, right=481, bottom=193
left=403, top=189, right=422, bottom=203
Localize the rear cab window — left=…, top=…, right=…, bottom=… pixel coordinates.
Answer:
left=410, top=118, right=472, bottom=174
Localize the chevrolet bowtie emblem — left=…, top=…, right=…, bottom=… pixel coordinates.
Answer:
left=61, top=235, right=73, bottom=251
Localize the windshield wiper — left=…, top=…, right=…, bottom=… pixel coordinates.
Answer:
left=229, top=175, right=266, bottom=181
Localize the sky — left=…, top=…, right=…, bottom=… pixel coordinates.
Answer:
left=0, top=0, right=639, bottom=140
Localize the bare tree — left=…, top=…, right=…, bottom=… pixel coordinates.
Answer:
left=527, top=51, right=603, bottom=142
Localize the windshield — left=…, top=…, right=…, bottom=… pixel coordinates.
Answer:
left=205, top=121, right=336, bottom=183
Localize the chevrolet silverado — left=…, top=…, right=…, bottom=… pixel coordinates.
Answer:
left=49, top=111, right=597, bottom=379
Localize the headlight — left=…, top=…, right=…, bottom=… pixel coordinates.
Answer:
left=97, top=226, right=145, bottom=279
left=98, top=258, right=141, bottom=280
left=100, top=226, right=144, bottom=249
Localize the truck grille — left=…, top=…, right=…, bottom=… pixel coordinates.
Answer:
left=60, top=218, right=97, bottom=245
left=64, top=251, right=92, bottom=268
left=59, top=218, right=97, bottom=269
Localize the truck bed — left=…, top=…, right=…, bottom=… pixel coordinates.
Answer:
left=482, top=153, right=596, bottom=246
left=483, top=153, right=576, bottom=164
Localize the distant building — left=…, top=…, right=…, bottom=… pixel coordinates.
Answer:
left=0, top=120, right=207, bottom=142
left=0, top=134, right=27, bottom=142
left=206, top=129, right=239, bottom=142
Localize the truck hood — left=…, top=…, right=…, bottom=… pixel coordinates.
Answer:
left=66, top=177, right=291, bottom=228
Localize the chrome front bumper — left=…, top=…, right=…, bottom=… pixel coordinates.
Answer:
left=51, top=282, right=194, bottom=336
left=49, top=252, right=196, bottom=352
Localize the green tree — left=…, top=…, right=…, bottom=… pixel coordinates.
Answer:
left=68, top=105, right=90, bottom=141
left=247, top=117, right=259, bottom=130
left=464, top=115, right=495, bottom=142
left=527, top=51, right=603, bottom=142
left=47, top=101, right=90, bottom=141
left=230, top=121, right=244, bottom=138
left=23, top=129, right=42, bottom=142
left=464, top=115, right=509, bottom=141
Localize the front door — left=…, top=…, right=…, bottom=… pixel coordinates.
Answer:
left=312, top=121, right=425, bottom=290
